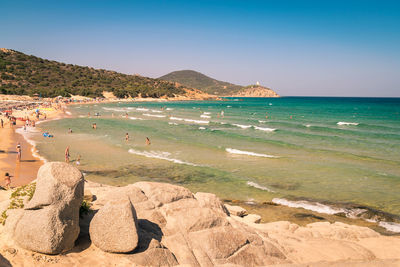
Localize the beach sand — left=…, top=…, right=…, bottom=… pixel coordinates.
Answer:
left=0, top=106, right=62, bottom=189
left=0, top=98, right=400, bottom=266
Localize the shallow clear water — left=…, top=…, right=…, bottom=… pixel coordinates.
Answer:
left=32, top=97, right=400, bottom=218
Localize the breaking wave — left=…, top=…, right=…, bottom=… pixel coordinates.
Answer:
left=272, top=198, right=400, bottom=233
left=337, top=122, right=359, bottom=126
left=226, top=148, right=277, bottom=158
left=143, top=113, right=166, bottom=118
left=247, top=181, right=274, bottom=192
left=128, top=149, right=199, bottom=166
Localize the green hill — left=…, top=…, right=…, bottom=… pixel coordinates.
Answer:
left=0, top=48, right=186, bottom=98
left=159, top=70, right=243, bottom=95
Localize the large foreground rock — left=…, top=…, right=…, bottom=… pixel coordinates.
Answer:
left=8, top=162, right=84, bottom=254
left=89, top=196, right=139, bottom=253
left=88, top=181, right=288, bottom=265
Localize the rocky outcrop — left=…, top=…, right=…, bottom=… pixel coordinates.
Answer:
left=87, top=181, right=288, bottom=266
left=7, top=162, right=84, bottom=254
left=2, top=168, right=400, bottom=266
left=231, top=85, right=280, bottom=97
left=89, top=196, right=139, bottom=253
left=225, top=203, right=248, bottom=217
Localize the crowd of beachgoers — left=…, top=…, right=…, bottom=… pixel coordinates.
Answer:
left=0, top=94, right=116, bottom=190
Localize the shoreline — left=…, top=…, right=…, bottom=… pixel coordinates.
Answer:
left=2, top=98, right=400, bottom=236
left=0, top=102, right=63, bottom=188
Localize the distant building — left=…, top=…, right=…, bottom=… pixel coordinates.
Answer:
left=256, top=81, right=260, bottom=86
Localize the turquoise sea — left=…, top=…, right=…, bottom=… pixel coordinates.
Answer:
left=29, top=97, right=400, bottom=231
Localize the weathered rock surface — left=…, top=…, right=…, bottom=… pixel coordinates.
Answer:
left=87, top=181, right=288, bottom=265
left=7, top=162, right=84, bottom=254
left=225, top=203, right=248, bottom=217
left=242, top=214, right=262, bottom=224
left=2, top=175, right=400, bottom=266
left=89, top=196, right=139, bottom=253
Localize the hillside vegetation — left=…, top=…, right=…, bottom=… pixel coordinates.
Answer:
left=159, top=70, right=243, bottom=95
left=0, top=48, right=186, bottom=98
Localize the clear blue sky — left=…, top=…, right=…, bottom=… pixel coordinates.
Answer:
left=1, top=0, right=399, bottom=96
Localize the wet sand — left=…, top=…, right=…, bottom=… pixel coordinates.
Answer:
left=0, top=120, right=43, bottom=188
left=0, top=107, right=62, bottom=188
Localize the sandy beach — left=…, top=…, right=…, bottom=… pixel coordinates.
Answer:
left=1, top=96, right=400, bottom=266
left=0, top=97, right=64, bottom=189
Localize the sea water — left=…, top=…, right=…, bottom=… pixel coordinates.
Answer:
left=31, top=97, right=400, bottom=231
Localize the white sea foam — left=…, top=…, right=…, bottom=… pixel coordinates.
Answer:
left=136, top=108, right=149, bottom=111
left=227, top=105, right=232, bottom=108
left=128, top=149, right=198, bottom=166
left=233, top=124, right=252, bottom=129
left=337, top=122, right=359, bottom=126
left=143, top=113, right=166, bottom=118
left=171, top=117, right=209, bottom=124
left=379, top=221, right=400, bottom=233
left=198, top=127, right=206, bottom=130
left=247, top=181, right=274, bottom=192
left=35, top=117, right=61, bottom=125
left=170, top=117, right=184, bottom=121
left=258, top=120, right=267, bottom=123
left=203, top=112, right=211, bottom=115
left=15, top=127, right=47, bottom=163
left=168, top=122, right=178, bottom=125
left=226, top=148, right=277, bottom=158
left=272, top=198, right=344, bottom=214
left=102, top=107, right=126, bottom=112
left=129, top=117, right=144, bottom=120
left=65, top=111, right=72, bottom=115
left=185, top=119, right=209, bottom=124
left=166, top=108, right=174, bottom=111
left=253, top=126, right=276, bottom=132
left=200, top=115, right=211, bottom=119
left=151, top=109, right=163, bottom=113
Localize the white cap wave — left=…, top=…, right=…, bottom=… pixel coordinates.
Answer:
left=226, top=148, right=277, bottom=158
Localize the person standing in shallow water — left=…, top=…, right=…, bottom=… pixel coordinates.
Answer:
left=146, top=137, right=151, bottom=145
left=16, top=142, right=21, bottom=161
left=125, top=133, right=129, bottom=142
left=65, top=146, right=70, bottom=163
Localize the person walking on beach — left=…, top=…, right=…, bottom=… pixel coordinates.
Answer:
left=4, top=173, right=12, bottom=189
left=65, top=146, right=70, bottom=163
left=16, top=142, right=21, bottom=162
left=1, top=118, right=3, bottom=128
left=146, top=137, right=151, bottom=145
